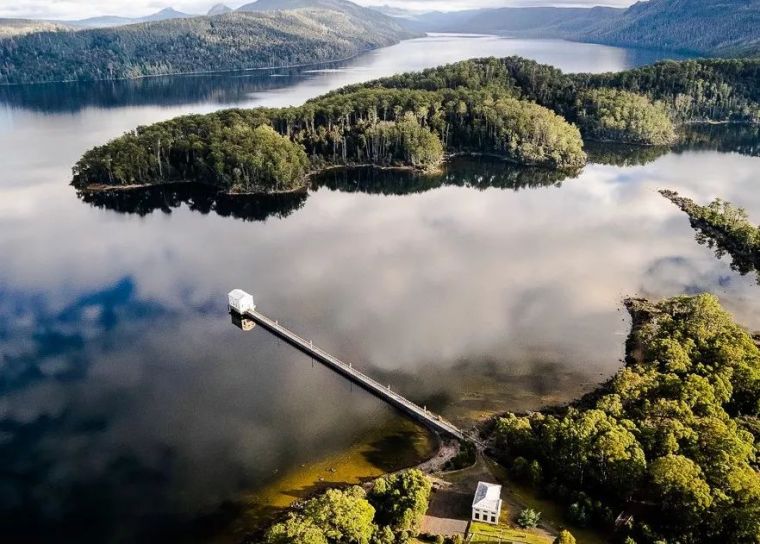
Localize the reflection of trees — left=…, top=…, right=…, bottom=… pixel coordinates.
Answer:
left=585, top=141, right=670, bottom=167
left=587, top=124, right=760, bottom=167
left=77, top=183, right=307, bottom=222
left=0, top=65, right=324, bottom=113
left=76, top=158, right=573, bottom=220
left=675, top=123, right=760, bottom=157
left=315, top=157, right=576, bottom=195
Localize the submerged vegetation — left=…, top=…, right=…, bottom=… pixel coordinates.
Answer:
left=493, top=294, right=760, bottom=543
left=661, top=190, right=760, bottom=283
left=73, top=56, right=760, bottom=195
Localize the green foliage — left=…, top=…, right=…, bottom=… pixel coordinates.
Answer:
left=264, top=515, right=329, bottom=544
left=517, top=508, right=542, bottom=529
left=0, top=10, right=414, bottom=85
left=661, top=190, right=760, bottom=286
left=73, top=81, right=587, bottom=193
left=264, top=471, right=433, bottom=544
left=368, top=469, right=432, bottom=535
left=553, top=529, right=576, bottom=544
left=264, top=486, right=375, bottom=544
left=362, top=114, right=443, bottom=170
left=493, top=294, right=760, bottom=543
left=358, top=56, right=760, bottom=124
left=210, top=124, right=309, bottom=193
left=74, top=56, right=760, bottom=195
left=443, top=440, right=477, bottom=471
left=576, top=89, right=676, bottom=145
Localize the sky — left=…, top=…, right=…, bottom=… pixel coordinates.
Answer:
left=0, top=0, right=639, bottom=21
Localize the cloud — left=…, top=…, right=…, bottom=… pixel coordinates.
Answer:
left=1, top=0, right=638, bottom=21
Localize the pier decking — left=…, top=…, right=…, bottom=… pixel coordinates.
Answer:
left=240, top=306, right=466, bottom=441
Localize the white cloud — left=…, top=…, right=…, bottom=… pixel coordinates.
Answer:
left=0, top=0, right=639, bottom=21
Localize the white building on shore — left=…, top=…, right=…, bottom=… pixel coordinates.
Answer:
left=472, top=481, right=502, bottom=525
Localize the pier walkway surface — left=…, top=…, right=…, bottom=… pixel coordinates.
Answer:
left=243, top=307, right=467, bottom=442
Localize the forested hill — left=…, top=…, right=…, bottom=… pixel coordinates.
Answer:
left=587, top=0, right=760, bottom=57
left=0, top=8, right=416, bottom=85
left=404, top=0, right=760, bottom=57
left=416, top=6, right=622, bottom=39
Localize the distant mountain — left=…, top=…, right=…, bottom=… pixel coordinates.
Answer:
left=0, top=18, right=74, bottom=38
left=237, top=0, right=369, bottom=17
left=586, top=0, right=760, bottom=56
left=408, top=0, right=760, bottom=57
left=0, top=7, right=417, bottom=85
left=67, top=7, right=193, bottom=28
left=208, top=4, right=233, bottom=16
left=139, top=7, right=192, bottom=22
left=410, top=6, right=622, bottom=37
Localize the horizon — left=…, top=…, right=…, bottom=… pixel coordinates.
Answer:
left=1, top=0, right=640, bottom=22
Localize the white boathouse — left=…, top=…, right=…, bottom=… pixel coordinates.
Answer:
left=472, top=481, right=502, bottom=525
left=228, top=289, right=255, bottom=314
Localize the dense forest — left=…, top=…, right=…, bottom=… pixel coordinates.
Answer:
left=661, top=190, right=760, bottom=283
left=72, top=82, right=588, bottom=194
left=585, top=0, right=760, bottom=57
left=72, top=56, right=760, bottom=195
left=352, top=57, right=760, bottom=125
left=0, top=9, right=414, bottom=85
left=493, top=294, right=760, bottom=543
left=261, top=469, right=432, bottom=544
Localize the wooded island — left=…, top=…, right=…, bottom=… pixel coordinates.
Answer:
left=72, top=56, right=760, bottom=195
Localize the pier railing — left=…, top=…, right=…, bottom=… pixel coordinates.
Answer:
left=244, top=308, right=466, bottom=441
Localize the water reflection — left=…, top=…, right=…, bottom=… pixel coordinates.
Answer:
left=75, top=159, right=573, bottom=219
left=0, top=67, right=317, bottom=113
left=587, top=124, right=760, bottom=167
left=0, top=34, right=691, bottom=114
left=0, top=34, right=749, bottom=544
left=77, top=183, right=307, bottom=221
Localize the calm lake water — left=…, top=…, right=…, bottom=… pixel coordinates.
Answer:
left=0, top=34, right=756, bottom=542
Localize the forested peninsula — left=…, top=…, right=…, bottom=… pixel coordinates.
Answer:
left=661, top=190, right=760, bottom=283
left=0, top=8, right=414, bottom=85
left=254, top=293, right=760, bottom=544
left=72, top=56, right=760, bottom=195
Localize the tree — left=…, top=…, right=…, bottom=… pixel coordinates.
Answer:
left=553, top=529, right=576, bottom=544
left=264, top=515, right=328, bottom=544
left=302, top=486, right=376, bottom=544
left=517, top=508, right=542, bottom=529
left=648, top=455, right=712, bottom=524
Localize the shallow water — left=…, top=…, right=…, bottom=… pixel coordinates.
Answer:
left=0, top=35, right=754, bottom=542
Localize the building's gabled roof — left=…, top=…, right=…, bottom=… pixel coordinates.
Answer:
left=472, top=481, right=502, bottom=511
left=228, top=289, right=251, bottom=302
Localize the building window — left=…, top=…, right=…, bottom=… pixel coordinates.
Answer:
left=491, top=515, right=496, bottom=523
left=474, top=512, right=479, bottom=520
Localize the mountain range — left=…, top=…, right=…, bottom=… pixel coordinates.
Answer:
left=0, top=2, right=417, bottom=85
left=381, top=0, right=760, bottom=57
left=1, top=0, right=759, bottom=57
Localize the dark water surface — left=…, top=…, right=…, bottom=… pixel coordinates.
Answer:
left=1, top=35, right=756, bottom=542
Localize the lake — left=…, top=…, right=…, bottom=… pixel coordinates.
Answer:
left=0, top=34, right=756, bottom=543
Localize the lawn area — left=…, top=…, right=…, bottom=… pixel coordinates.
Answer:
left=469, top=521, right=551, bottom=544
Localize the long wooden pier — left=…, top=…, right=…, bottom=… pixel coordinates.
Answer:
left=241, top=307, right=466, bottom=441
